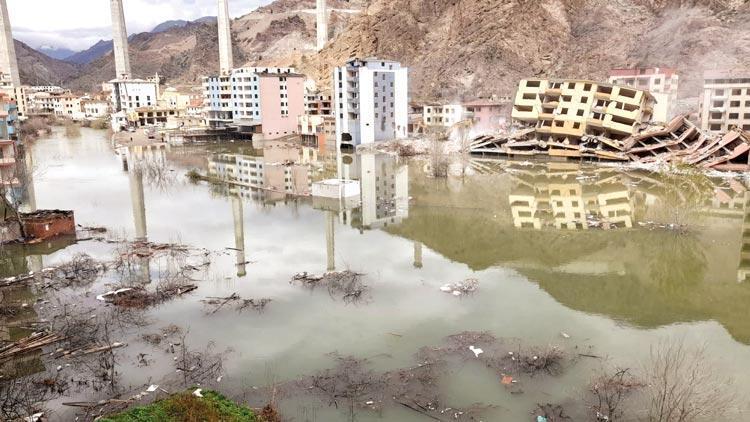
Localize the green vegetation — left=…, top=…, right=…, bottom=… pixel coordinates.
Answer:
left=101, top=390, right=256, bottom=422
left=186, top=169, right=205, bottom=184
left=89, top=117, right=110, bottom=130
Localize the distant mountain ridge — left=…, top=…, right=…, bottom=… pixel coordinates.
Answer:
left=37, top=46, right=76, bottom=60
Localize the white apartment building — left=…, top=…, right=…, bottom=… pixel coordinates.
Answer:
left=333, top=58, right=408, bottom=149
left=423, top=103, right=468, bottom=127
left=28, top=85, right=66, bottom=94
left=83, top=100, right=110, bottom=118
left=111, top=78, right=159, bottom=112
left=699, top=71, right=750, bottom=133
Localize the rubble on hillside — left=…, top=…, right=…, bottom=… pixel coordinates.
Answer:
left=470, top=115, right=750, bottom=171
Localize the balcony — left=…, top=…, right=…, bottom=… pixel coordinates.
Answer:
left=0, top=157, right=16, bottom=166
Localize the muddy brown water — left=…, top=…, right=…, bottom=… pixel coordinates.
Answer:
left=2, top=128, right=750, bottom=420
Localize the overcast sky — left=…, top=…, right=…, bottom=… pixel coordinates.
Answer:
left=7, top=0, right=274, bottom=51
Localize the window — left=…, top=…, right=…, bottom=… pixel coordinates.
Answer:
left=573, top=122, right=581, bottom=129
left=732, top=89, right=742, bottom=95
left=576, top=109, right=584, bottom=116
left=731, top=101, right=741, bottom=107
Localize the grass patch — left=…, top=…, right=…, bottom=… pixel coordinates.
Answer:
left=101, top=389, right=257, bottom=422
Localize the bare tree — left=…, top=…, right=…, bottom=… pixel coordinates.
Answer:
left=588, top=368, right=643, bottom=421
left=644, top=339, right=735, bottom=422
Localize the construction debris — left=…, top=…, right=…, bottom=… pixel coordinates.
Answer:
left=439, top=278, right=480, bottom=296
left=0, top=331, right=66, bottom=362
left=471, top=115, right=750, bottom=171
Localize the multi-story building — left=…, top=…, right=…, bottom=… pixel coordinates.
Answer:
left=110, top=77, right=160, bottom=112
left=27, top=85, right=66, bottom=94
left=511, top=79, right=655, bottom=142
left=699, top=71, right=750, bottom=133
left=202, top=67, right=305, bottom=139
left=423, top=103, right=468, bottom=127
left=50, top=93, right=82, bottom=118
left=304, top=90, right=333, bottom=116
left=0, top=93, right=18, bottom=185
left=83, top=100, right=110, bottom=118
left=299, top=114, right=336, bottom=148
left=463, top=99, right=511, bottom=134
left=609, top=68, right=679, bottom=123
left=159, top=87, right=192, bottom=110
left=333, top=58, right=408, bottom=149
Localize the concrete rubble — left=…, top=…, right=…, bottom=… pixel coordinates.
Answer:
left=470, top=115, right=750, bottom=171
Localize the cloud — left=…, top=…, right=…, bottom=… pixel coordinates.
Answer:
left=6, top=0, right=272, bottom=51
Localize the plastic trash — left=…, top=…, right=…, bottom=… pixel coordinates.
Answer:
left=193, top=388, right=203, bottom=398
left=561, top=332, right=571, bottom=339
left=537, top=416, right=548, bottom=422
left=468, top=345, right=483, bottom=357
left=501, top=375, right=513, bottom=385
left=146, top=385, right=158, bottom=392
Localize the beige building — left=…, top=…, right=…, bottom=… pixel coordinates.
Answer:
left=512, top=79, right=655, bottom=142
left=699, top=71, right=750, bottom=133
left=609, top=68, right=679, bottom=123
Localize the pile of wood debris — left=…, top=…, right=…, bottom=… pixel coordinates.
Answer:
left=470, top=116, right=750, bottom=171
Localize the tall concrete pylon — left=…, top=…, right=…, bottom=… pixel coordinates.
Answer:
left=110, top=0, right=131, bottom=79
left=316, top=0, right=327, bottom=51
left=218, top=0, right=233, bottom=75
left=0, top=0, right=20, bottom=86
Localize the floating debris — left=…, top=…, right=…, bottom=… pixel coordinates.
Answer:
left=440, top=278, right=479, bottom=296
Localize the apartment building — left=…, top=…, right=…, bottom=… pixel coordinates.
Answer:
left=699, top=71, right=750, bottom=133
left=423, top=104, right=468, bottom=127
left=463, top=99, right=510, bottom=134
left=333, top=58, right=408, bottom=149
left=111, top=77, right=159, bottom=112
left=0, top=93, right=17, bottom=185
left=512, top=79, right=655, bottom=142
left=202, top=67, right=305, bottom=139
left=299, top=114, right=335, bottom=148
left=83, top=100, right=110, bottom=118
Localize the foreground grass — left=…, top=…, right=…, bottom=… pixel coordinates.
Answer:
left=101, top=389, right=257, bottom=422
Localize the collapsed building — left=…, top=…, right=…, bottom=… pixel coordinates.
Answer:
left=471, top=78, right=750, bottom=171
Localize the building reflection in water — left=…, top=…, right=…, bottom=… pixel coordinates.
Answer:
left=508, top=164, right=634, bottom=230
left=208, top=141, right=318, bottom=274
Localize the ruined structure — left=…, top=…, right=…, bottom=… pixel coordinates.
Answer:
left=510, top=79, right=654, bottom=158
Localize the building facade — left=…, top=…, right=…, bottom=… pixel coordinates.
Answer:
left=202, top=67, right=305, bottom=139
left=333, top=58, right=408, bottom=149
left=111, top=78, right=159, bottom=112
left=699, top=71, right=750, bottom=133
left=609, top=68, right=679, bottom=123
left=512, top=79, right=655, bottom=141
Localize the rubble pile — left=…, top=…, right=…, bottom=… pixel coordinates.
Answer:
left=471, top=116, right=750, bottom=171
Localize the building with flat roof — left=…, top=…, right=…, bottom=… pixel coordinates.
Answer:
left=512, top=79, right=655, bottom=142
left=699, top=71, right=750, bottom=133
left=202, top=67, right=305, bottom=139
left=333, top=58, right=408, bottom=149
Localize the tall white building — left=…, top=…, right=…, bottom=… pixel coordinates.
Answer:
left=111, top=78, right=159, bottom=112
left=699, top=71, right=750, bottom=133
left=333, top=58, right=408, bottom=149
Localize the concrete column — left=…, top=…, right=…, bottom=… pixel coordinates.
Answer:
left=326, top=210, right=335, bottom=271
left=316, top=0, right=328, bottom=51
left=129, top=166, right=147, bottom=241
left=413, top=242, right=423, bottom=269
left=110, top=0, right=131, bottom=79
left=232, top=195, right=247, bottom=277
left=0, top=0, right=19, bottom=86
left=218, top=0, right=233, bottom=75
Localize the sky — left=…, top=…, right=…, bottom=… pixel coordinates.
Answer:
left=7, top=0, right=274, bottom=52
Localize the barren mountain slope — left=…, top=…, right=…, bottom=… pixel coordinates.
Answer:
left=301, top=0, right=750, bottom=101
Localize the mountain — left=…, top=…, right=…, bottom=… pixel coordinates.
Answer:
left=15, top=40, right=80, bottom=87
left=65, top=40, right=113, bottom=65
left=37, top=0, right=750, bottom=102
left=37, top=46, right=76, bottom=60
left=303, top=0, right=750, bottom=101
left=63, top=0, right=364, bottom=91
left=152, top=17, right=217, bottom=33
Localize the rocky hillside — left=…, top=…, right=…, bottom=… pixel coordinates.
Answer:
left=302, top=0, right=750, bottom=101
left=21, top=0, right=750, bottom=99
left=16, top=40, right=80, bottom=86
left=61, top=0, right=364, bottom=92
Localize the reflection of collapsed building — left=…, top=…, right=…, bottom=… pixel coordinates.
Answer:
left=508, top=165, right=634, bottom=230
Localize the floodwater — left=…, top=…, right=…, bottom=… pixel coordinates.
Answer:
left=3, top=127, right=750, bottom=420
